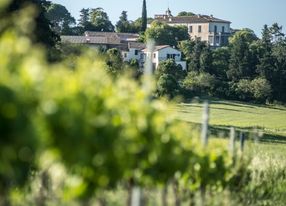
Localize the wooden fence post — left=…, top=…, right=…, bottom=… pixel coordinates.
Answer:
left=162, top=186, right=168, bottom=206
left=201, top=101, right=209, bottom=147
left=131, top=186, right=141, bottom=206
left=229, top=127, right=236, bottom=157
left=239, top=132, right=245, bottom=152
left=199, top=101, right=210, bottom=206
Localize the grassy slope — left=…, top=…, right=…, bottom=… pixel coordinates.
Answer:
left=175, top=100, right=286, bottom=205
left=175, top=100, right=286, bottom=137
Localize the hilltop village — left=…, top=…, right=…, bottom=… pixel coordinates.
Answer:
left=62, top=8, right=232, bottom=70
left=46, top=0, right=286, bottom=103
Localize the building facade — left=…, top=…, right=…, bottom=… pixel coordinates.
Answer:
left=142, top=45, right=187, bottom=70
left=61, top=32, right=186, bottom=70
left=122, top=42, right=146, bottom=67
left=151, top=9, right=232, bottom=47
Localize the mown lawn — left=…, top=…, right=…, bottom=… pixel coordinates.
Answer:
left=175, top=100, right=286, bottom=138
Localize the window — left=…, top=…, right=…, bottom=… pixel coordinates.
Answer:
left=167, top=54, right=176, bottom=59
left=135, top=50, right=138, bottom=55
left=198, top=25, right=202, bottom=33
left=214, top=25, right=217, bottom=33
left=222, top=26, right=225, bottom=33
left=215, top=36, right=220, bottom=45
left=189, top=26, right=193, bottom=33
left=153, top=53, right=156, bottom=58
left=221, top=36, right=225, bottom=45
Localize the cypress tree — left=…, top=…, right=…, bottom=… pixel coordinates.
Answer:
left=141, top=0, right=147, bottom=32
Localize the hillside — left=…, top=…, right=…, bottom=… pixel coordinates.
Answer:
left=175, top=100, right=286, bottom=138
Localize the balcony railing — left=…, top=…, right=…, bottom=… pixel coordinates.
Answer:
left=209, top=32, right=231, bottom=36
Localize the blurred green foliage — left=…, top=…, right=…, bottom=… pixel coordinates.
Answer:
left=0, top=1, right=250, bottom=205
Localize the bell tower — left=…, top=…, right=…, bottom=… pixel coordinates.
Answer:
left=166, top=7, right=172, bottom=17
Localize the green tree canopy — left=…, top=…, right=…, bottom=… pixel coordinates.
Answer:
left=46, top=3, right=76, bottom=35
left=156, top=59, right=186, bottom=80
left=156, top=74, right=180, bottom=98
left=179, top=39, right=213, bottom=73
left=78, top=8, right=89, bottom=27
left=212, top=47, right=231, bottom=80
left=182, top=71, right=216, bottom=96
left=0, top=0, right=59, bottom=48
left=106, top=48, right=123, bottom=75
left=90, top=8, right=114, bottom=32
left=145, top=21, right=189, bottom=46
left=227, top=29, right=258, bottom=81
left=155, top=59, right=186, bottom=98
left=115, top=11, right=138, bottom=33
left=177, top=11, right=195, bottom=16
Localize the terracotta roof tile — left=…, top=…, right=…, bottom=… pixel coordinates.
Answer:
left=142, top=45, right=172, bottom=52
left=153, top=15, right=231, bottom=24
left=128, top=42, right=146, bottom=50
left=84, top=31, right=139, bottom=41
left=61, top=35, right=121, bottom=45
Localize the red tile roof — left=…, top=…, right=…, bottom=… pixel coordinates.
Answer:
left=153, top=14, right=231, bottom=24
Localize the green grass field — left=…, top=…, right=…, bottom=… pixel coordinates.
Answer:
left=175, top=100, right=286, bottom=138
left=174, top=100, right=286, bottom=205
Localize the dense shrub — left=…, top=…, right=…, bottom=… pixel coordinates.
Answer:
left=155, top=59, right=186, bottom=98
left=156, top=73, right=180, bottom=98
left=251, top=77, right=272, bottom=101
left=233, top=78, right=272, bottom=102
left=183, top=71, right=216, bottom=96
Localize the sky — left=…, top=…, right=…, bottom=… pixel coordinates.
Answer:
left=51, top=0, right=286, bottom=36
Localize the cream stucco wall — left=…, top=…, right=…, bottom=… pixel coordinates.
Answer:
left=188, top=23, right=210, bottom=42
left=160, top=21, right=231, bottom=46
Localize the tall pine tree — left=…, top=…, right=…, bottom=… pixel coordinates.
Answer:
left=78, top=8, right=90, bottom=29
left=141, top=0, right=147, bottom=32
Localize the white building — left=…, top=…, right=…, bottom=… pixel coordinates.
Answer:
left=122, top=42, right=146, bottom=67
left=61, top=31, right=187, bottom=71
left=151, top=9, right=232, bottom=47
left=142, top=45, right=187, bottom=70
